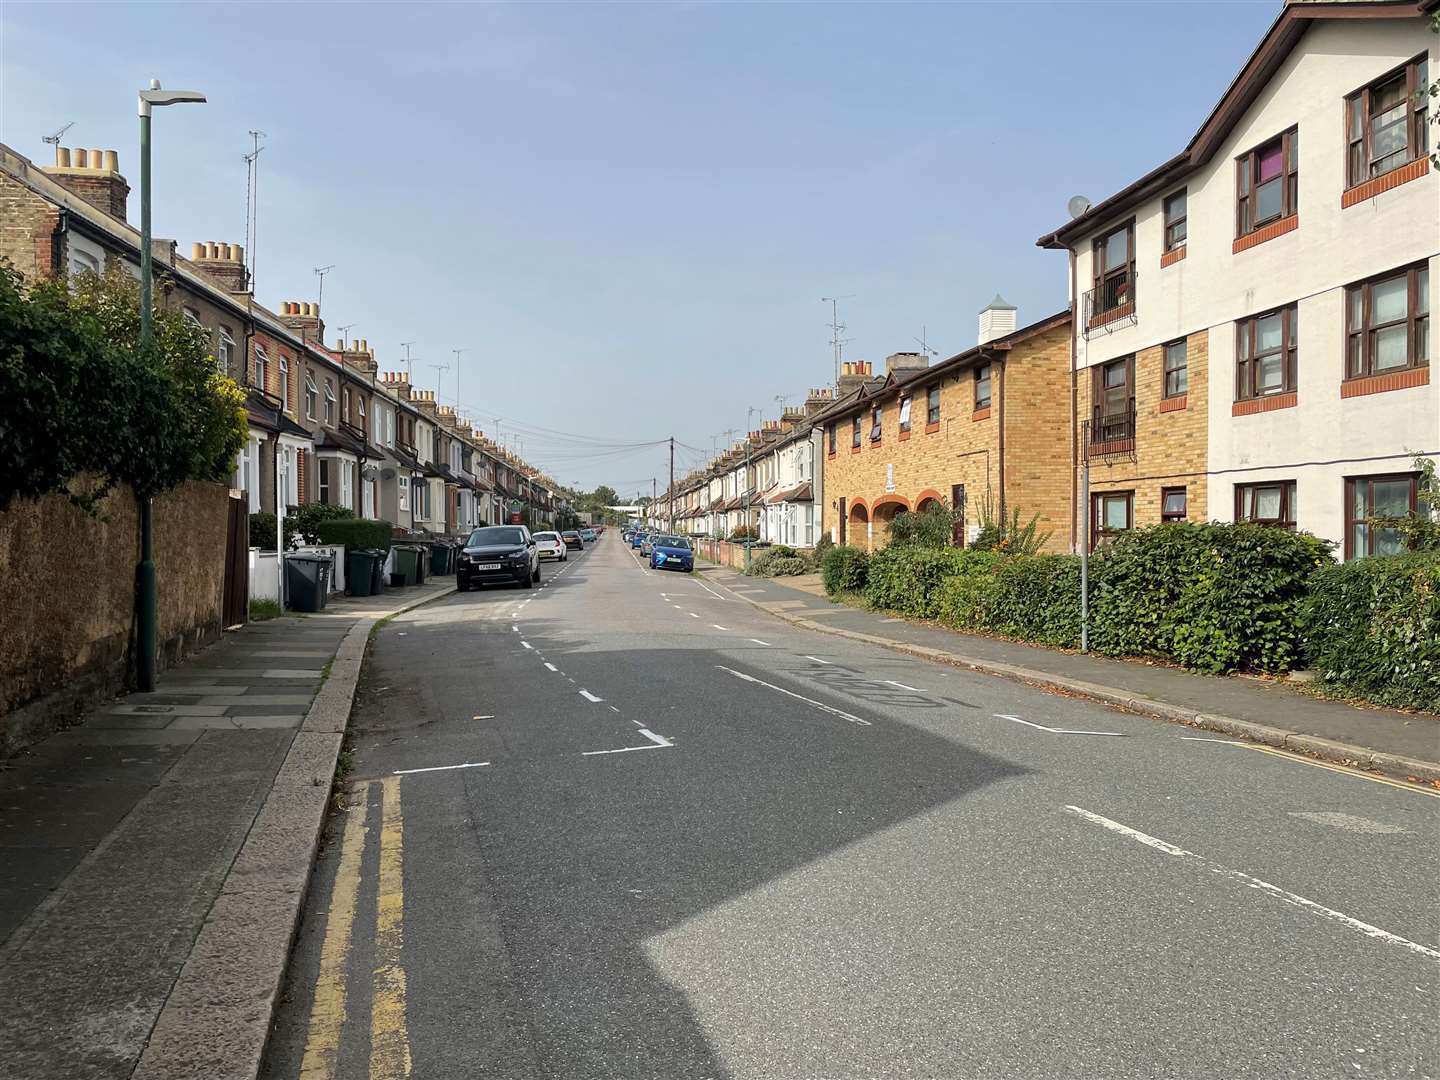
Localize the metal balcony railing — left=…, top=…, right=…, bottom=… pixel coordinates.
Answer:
left=1083, top=271, right=1137, bottom=337
left=1085, top=407, right=1136, bottom=460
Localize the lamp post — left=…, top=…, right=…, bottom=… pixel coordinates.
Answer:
left=136, top=79, right=206, bottom=692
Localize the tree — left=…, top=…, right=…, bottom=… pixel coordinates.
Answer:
left=0, top=263, right=246, bottom=511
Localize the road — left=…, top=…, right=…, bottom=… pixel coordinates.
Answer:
left=262, top=535, right=1440, bottom=1080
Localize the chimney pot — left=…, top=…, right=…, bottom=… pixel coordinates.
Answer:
left=89, top=149, right=103, bottom=168
left=56, top=146, right=70, bottom=167
left=74, top=149, right=89, bottom=167
left=191, top=242, right=206, bottom=260
left=102, top=150, right=119, bottom=172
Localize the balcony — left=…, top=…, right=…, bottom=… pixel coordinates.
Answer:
left=1084, top=407, right=1136, bottom=460
left=1083, top=270, right=1137, bottom=338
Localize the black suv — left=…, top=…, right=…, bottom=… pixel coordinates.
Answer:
left=457, top=525, right=541, bottom=591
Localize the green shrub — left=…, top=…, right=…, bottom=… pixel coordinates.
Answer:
left=984, top=554, right=1083, bottom=647
left=313, top=518, right=395, bottom=552
left=821, top=545, right=869, bottom=596
left=887, top=502, right=958, bottom=549
left=934, top=552, right=1007, bottom=630
left=863, top=546, right=973, bottom=618
left=746, top=548, right=817, bottom=577
left=767, top=555, right=812, bottom=576
left=249, top=598, right=281, bottom=621
left=1090, top=523, right=1330, bottom=673
left=810, top=532, right=834, bottom=569
left=1301, top=552, right=1440, bottom=711
left=288, top=502, right=355, bottom=546
left=729, top=524, right=757, bottom=541
left=249, top=512, right=278, bottom=550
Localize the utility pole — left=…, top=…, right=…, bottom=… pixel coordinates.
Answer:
left=743, top=408, right=757, bottom=568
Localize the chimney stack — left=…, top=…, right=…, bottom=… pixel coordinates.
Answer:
left=978, top=294, right=1018, bottom=345
left=339, top=336, right=378, bottom=379
left=189, top=240, right=249, bottom=294
left=280, top=301, right=326, bottom=345
left=379, top=371, right=413, bottom=400
left=43, top=146, right=130, bottom=222
left=885, top=351, right=930, bottom=378
left=838, top=360, right=873, bottom=396
left=804, top=387, right=834, bottom=416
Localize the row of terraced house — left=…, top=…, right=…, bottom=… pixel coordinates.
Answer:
left=0, top=142, right=567, bottom=543
left=652, top=0, right=1436, bottom=561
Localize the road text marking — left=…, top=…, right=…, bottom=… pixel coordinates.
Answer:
left=1064, top=805, right=1440, bottom=964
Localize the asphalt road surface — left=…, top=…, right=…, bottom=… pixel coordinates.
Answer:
left=262, top=535, right=1440, bottom=1080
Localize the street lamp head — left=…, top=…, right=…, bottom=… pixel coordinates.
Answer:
left=139, top=82, right=207, bottom=116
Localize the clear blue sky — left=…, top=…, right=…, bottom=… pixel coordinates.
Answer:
left=2, top=1, right=1278, bottom=494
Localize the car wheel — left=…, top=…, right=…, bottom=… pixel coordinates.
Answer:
left=457, top=578, right=469, bottom=592
left=533, top=563, right=542, bottom=583
left=521, top=573, right=533, bottom=590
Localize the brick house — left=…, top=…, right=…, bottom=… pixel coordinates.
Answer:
left=1038, top=0, right=1435, bottom=555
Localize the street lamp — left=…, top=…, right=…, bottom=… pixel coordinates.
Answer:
left=136, top=79, right=205, bottom=692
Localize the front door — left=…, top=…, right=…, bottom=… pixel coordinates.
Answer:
left=951, top=484, right=966, bottom=547
left=837, top=497, right=847, bottom=545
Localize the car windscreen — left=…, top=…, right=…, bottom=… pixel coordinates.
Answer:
left=533, top=532, right=559, bottom=541
left=467, top=527, right=526, bottom=546
left=656, top=536, right=690, bottom=549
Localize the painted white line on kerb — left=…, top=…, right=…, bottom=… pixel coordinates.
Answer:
left=543, top=662, right=558, bottom=672
left=712, top=625, right=730, bottom=631
left=1064, top=805, right=1440, bottom=964
left=393, top=761, right=491, bottom=775
left=579, top=690, right=604, bottom=703
left=749, top=639, right=772, bottom=647
left=883, top=679, right=926, bottom=693
left=521, top=641, right=533, bottom=650
left=994, top=713, right=1126, bottom=737
left=716, top=665, right=871, bottom=726
left=804, top=656, right=832, bottom=665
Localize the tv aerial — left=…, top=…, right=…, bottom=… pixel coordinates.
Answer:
left=43, top=122, right=75, bottom=149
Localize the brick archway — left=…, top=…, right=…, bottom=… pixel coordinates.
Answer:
left=848, top=497, right=869, bottom=518
left=914, top=488, right=944, bottom=511
left=872, top=495, right=911, bottom=517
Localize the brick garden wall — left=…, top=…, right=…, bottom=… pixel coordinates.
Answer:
left=0, top=481, right=230, bottom=755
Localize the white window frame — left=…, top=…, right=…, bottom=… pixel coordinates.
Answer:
left=323, top=380, right=336, bottom=425
left=357, top=395, right=366, bottom=429
left=340, top=460, right=354, bottom=510
left=279, top=355, right=291, bottom=414
left=217, top=329, right=234, bottom=378
left=399, top=474, right=411, bottom=512
left=305, top=373, right=318, bottom=420
left=361, top=474, right=375, bottom=519
left=254, top=345, right=269, bottom=391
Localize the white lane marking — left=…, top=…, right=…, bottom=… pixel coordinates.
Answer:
left=521, top=641, right=533, bottom=650
left=712, top=624, right=730, bottom=631
left=511, top=626, right=519, bottom=633
left=579, top=690, right=604, bottom=703
left=689, top=612, right=700, bottom=619
left=1064, top=806, right=1440, bottom=964
left=695, top=578, right=726, bottom=600
left=672, top=604, right=682, bottom=609
left=609, top=705, right=621, bottom=713
left=804, top=655, right=832, bottom=665
left=994, top=713, right=1125, bottom=737
left=749, top=639, right=772, bottom=647
left=630, top=718, right=646, bottom=727
left=581, top=742, right=672, bottom=757
left=717, top=665, right=871, bottom=726
left=471, top=715, right=495, bottom=720
left=883, top=679, right=926, bottom=692
left=393, top=761, right=491, bottom=775
left=543, top=662, right=558, bottom=672
left=637, top=728, right=673, bottom=747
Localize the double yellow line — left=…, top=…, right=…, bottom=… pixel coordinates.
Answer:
left=299, top=776, right=413, bottom=1079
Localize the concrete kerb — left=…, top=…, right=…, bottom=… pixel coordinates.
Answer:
left=717, top=578, right=1440, bottom=787
left=131, top=583, right=455, bottom=1080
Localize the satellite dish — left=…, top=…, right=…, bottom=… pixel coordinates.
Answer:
left=1067, top=194, right=1092, bottom=219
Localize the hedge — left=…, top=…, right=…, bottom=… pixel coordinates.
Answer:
left=313, top=518, right=395, bottom=552
left=1301, top=552, right=1440, bottom=711
left=821, top=545, right=870, bottom=595
left=843, top=523, right=1330, bottom=674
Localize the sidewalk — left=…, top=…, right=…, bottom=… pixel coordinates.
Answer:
left=0, top=578, right=453, bottom=1080
left=699, top=564, right=1440, bottom=782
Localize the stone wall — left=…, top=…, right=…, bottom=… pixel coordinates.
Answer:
left=0, top=481, right=231, bottom=754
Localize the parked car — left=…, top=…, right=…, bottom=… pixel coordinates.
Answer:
left=532, top=530, right=567, bottom=561
left=631, top=531, right=645, bottom=549
left=640, top=534, right=657, bottom=556
left=561, top=530, right=584, bottom=551
left=457, top=525, right=540, bottom=591
left=649, top=534, right=694, bottom=573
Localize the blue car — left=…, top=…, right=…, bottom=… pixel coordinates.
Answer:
left=649, top=534, right=694, bottom=573
left=631, top=531, right=646, bottom=549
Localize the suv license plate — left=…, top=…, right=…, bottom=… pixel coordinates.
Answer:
left=476, top=563, right=501, bottom=570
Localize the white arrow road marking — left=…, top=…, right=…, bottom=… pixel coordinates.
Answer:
left=717, top=665, right=871, bottom=726
left=579, top=690, right=604, bottom=703
left=994, top=714, right=1125, bottom=737
left=1065, top=805, right=1440, bottom=964
left=394, top=761, right=491, bottom=775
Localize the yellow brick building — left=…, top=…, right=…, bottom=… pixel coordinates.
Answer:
left=819, top=311, right=1073, bottom=552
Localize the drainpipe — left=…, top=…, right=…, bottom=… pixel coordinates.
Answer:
left=995, top=354, right=1007, bottom=523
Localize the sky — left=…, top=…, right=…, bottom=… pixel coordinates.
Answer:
left=1, top=0, right=1280, bottom=495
